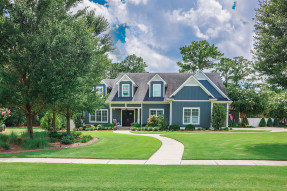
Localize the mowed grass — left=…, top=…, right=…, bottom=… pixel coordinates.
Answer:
left=0, top=163, right=286, bottom=191
left=1, top=131, right=161, bottom=159
left=132, top=130, right=269, bottom=134
left=164, top=132, right=287, bottom=160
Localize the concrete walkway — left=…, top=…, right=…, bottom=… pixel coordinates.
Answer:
left=115, top=130, right=184, bottom=165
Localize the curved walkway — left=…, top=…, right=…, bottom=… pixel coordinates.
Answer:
left=115, top=130, right=184, bottom=165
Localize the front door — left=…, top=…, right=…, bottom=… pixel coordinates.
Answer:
left=122, top=110, right=134, bottom=126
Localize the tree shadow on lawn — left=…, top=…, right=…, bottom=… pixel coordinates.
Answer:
left=245, top=143, right=287, bottom=160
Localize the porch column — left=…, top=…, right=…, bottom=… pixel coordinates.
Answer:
left=137, top=108, right=140, bottom=123
left=110, top=107, right=112, bottom=123
left=210, top=102, right=213, bottom=128
left=226, top=103, right=229, bottom=127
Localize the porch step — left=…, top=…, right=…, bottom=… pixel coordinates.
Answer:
left=116, top=126, right=131, bottom=130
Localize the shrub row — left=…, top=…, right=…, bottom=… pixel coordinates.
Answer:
left=79, top=124, right=115, bottom=131
left=259, top=117, right=280, bottom=127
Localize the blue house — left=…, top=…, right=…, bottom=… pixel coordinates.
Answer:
left=84, top=71, right=232, bottom=128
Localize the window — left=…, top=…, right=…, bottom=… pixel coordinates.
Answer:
left=96, top=86, right=104, bottom=97
left=153, top=84, right=161, bottom=97
left=90, top=109, right=108, bottom=123
left=183, top=108, right=200, bottom=124
left=150, top=109, right=164, bottom=117
left=122, top=84, right=130, bottom=97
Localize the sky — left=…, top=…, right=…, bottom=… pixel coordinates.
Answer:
left=73, top=0, right=259, bottom=73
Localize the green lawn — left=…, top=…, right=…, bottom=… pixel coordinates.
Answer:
left=164, top=132, right=287, bottom=160
left=0, top=163, right=286, bottom=190
left=1, top=131, right=161, bottom=159
left=132, top=130, right=269, bottom=134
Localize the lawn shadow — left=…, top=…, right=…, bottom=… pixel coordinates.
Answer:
left=245, top=143, right=287, bottom=160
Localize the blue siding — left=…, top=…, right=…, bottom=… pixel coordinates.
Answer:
left=142, top=104, right=170, bottom=124
left=112, top=109, right=121, bottom=124
left=94, top=84, right=106, bottom=96
left=119, top=81, right=133, bottom=98
left=150, top=81, right=164, bottom=97
left=173, top=86, right=210, bottom=100
left=172, top=101, right=211, bottom=127
left=199, top=80, right=224, bottom=99
left=127, top=104, right=141, bottom=107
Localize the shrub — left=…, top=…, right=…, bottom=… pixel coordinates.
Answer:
left=169, top=124, right=180, bottom=131
left=48, top=131, right=59, bottom=139
left=197, top=127, right=202, bottom=131
left=147, top=115, right=158, bottom=127
left=73, top=112, right=85, bottom=129
left=133, top=123, right=141, bottom=127
left=60, top=135, right=75, bottom=144
left=131, top=127, right=137, bottom=131
left=8, top=131, right=18, bottom=144
left=267, top=118, right=273, bottom=127
left=147, top=127, right=153, bottom=131
left=157, top=115, right=168, bottom=130
left=153, top=127, right=159, bottom=131
left=273, top=118, right=279, bottom=127
left=81, top=135, right=93, bottom=143
left=22, top=138, right=49, bottom=149
left=0, top=133, right=9, bottom=143
left=203, top=126, right=210, bottom=130
left=1, top=143, right=10, bottom=150
left=244, top=118, right=249, bottom=127
left=40, top=111, right=62, bottom=131
left=211, top=104, right=227, bottom=130
left=70, top=131, right=82, bottom=139
left=142, top=123, right=147, bottom=127
left=259, top=117, right=266, bottom=127
left=97, top=125, right=103, bottom=130
left=229, top=127, right=233, bottom=130
left=48, top=137, right=57, bottom=143
left=107, top=123, right=115, bottom=128
left=224, top=127, right=229, bottom=131
left=108, top=127, right=113, bottom=130
left=185, top=124, right=195, bottom=131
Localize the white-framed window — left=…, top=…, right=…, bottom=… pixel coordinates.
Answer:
left=122, top=84, right=130, bottom=97
left=96, top=86, right=104, bottom=97
left=153, top=84, right=161, bottom=97
left=183, top=107, right=200, bottom=125
left=149, top=109, right=164, bottom=117
left=90, top=109, right=108, bottom=123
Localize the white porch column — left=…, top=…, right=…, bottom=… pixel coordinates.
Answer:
left=226, top=103, right=229, bottom=127
left=109, top=105, right=112, bottom=123
left=137, top=108, right=140, bottom=123
left=169, top=101, right=172, bottom=125
left=210, top=101, right=213, bottom=128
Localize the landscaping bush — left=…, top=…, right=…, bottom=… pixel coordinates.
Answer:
left=244, top=118, right=249, bottom=127
left=108, top=127, right=113, bottom=130
left=131, top=127, right=137, bottom=131
left=48, top=137, right=58, bottom=143
left=107, top=123, right=115, bottom=128
left=40, top=111, right=63, bottom=131
left=211, top=104, right=227, bottom=130
left=273, top=118, right=279, bottom=127
left=70, top=131, right=82, bottom=139
left=185, top=124, right=195, bottom=131
left=147, top=115, right=158, bottom=127
left=8, top=131, right=18, bottom=144
left=147, top=127, right=153, bottom=131
left=267, top=118, right=273, bottom=127
left=157, top=114, right=168, bottom=130
left=142, top=123, right=147, bottom=127
left=229, top=127, right=232, bottom=130
left=22, top=138, right=49, bottom=149
left=60, top=135, right=75, bottom=144
left=133, top=123, right=141, bottom=127
left=153, top=127, right=159, bottom=131
left=48, top=131, right=59, bottom=139
left=259, top=117, right=266, bottom=127
left=203, top=126, right=210, bottom=130
left=224, top=127, right=229, bottom=131
left=80, top=135, right=93, bottom=143
left=169, top=124, right=180, bottom=131
left=97, top=125, right=103, bottom=130
left=0, top=133, right=9, bottom=143
left=1, top=142, right=10, bottom=150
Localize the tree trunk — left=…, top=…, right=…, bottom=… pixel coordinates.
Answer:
left=241, top=114, right=246, bottom=127
left=25, top=104, right=33, bottom=138
left=52, top=112, right=56, bottom=131
left=66, top=108, right=71, bottom=134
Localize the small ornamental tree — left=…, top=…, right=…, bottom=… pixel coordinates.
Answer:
left=0, top=108, right=11, bottom=124
left=211, top=104, right=227, bottom=130
left=147, top=115, right=158, bottom=127
left=267, top=118, right=273, bottom=127
left=40, top=112, right=63, bottom=131
left=273, top=118, right=279, bottom=127
left=259, top=117, right=266, bottom=127
left=157, top=114, right=168, bottom=130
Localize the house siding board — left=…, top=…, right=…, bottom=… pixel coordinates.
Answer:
left=111, top=104, right=125, bottom=107
left=142, top=104, right=170, bottom=124
left=199, top=80, right=224, bottom=99
left=150, top=81, right=164, bottom=97
left=94, top=84, right=106, bottom=96
left=112, top=109, right=121, bottom=124
left=173, top=86, right=210, bottom=100
left=119, top=81, right=133, bottom=98
left=172, top=102, right=211, bottom=127
left=127, top=104, right=141, bottom=107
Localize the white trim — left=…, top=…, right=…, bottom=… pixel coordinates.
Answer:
left=107, top=101, right=169, bottom=104
left=109, top=103, right=112, bottom=124
left=116, top=74, right=137, bottom=86
left=100, top=80, right=109, bottom=87
left=90, top=109, right=108, bottom=123
left=149, top=108, right=164, bottom=117
left=147, top=74, right=167, bottom=85
left=137, top=108, right=140, bottom=123
left=210, top=102, right=214, bottom=128
left=195, top=70, right=229, bottom=99
left=141, top=103, right=143, bottom=126
left=170, top=75, right=214, bottom=98
left=213, top=101, right=233, bottom=104
left=95, top=86, right=104, bottom=98
left=182, top=107, right=200, bottom=125
left=169, top=101, right=172, bottom=125
left=173, top=100, right=211, bottom=102
left=226, top=103, right=229, bottom=127
left=153, top=84, right=161, bottom=97
left=122, top=84, right=130, bottom=97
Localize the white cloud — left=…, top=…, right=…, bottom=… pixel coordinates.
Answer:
left=125, top=0, right=148, bottom=5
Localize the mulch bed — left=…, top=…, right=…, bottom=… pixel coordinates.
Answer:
left=0, top=137, right=98, bottom=154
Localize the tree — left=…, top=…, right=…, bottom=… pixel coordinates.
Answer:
left=0, top=0, right=111, bottom=137
left=227, top=85, right=268, bottom=126
left=267, top=91, right=287, bottom=124
left=177, top=40, right=223, bottom=73
left=211, top=104, right=227, bottom=130
left=253, top=0, right=287, bottom=89
left=108, top=54, right=147, bottom=79
left=213, top=58, right=235, bottom=88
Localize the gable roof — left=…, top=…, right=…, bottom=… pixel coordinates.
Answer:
left=105, top=72, right=228, bottom=102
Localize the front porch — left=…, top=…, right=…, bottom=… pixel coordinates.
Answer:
left=110, top=107, right=141, bottom=127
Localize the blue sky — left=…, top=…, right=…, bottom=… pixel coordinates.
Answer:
left=75, top=0, right=259, bottom=72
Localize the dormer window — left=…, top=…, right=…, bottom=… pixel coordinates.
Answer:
left=153, top=84, right=161, bottom=97
left=122, top=84, right=130, bottom=97
left=96, top=86, right=104, bottom=97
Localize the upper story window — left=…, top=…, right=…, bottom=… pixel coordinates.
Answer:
left=153, top=84, right=161, bottom=97
left=96, top=86, right=104, bottom=97
left=122, top=84, right=130, bottom=97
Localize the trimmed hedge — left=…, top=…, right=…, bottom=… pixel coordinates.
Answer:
left=169, top=124, right=180, bottom=131
left=267, top=118, right=273, bottom=127
left=185, top=124, right=195, bottom=131
left=259, top=117, right=266, bottom=127
left=273, top=118, right=279, bottom=127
